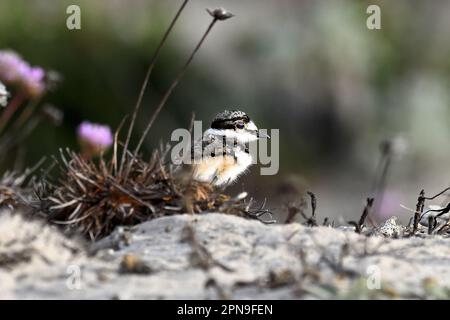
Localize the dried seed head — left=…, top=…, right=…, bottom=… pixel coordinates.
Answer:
left=207, top=7, right=234, bottom=21
left=45, top=70, right=62, bottom=92
left=380, top=136, right=408, bottom=158
left=41, top=104, right=63, bottom=126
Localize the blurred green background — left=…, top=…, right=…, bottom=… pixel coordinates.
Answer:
left=1, top=0, right=450, bottom=222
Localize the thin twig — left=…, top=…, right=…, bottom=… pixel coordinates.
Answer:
left=119, top=0, right=190, bottom=176
left=412, top=189, right=425, bottom=234
left=371, top=140, right=393, bottom=225
left=188, top=112, right=196, bottom=134
left=423, top=187, right=450, bottom=200
left=0, top=91, right=26, bottom=135
left=349, top=197, right=374, bottom=233
left=358, top=197, right=374, bottom=232
left=130, top=14, right=226, bottom=171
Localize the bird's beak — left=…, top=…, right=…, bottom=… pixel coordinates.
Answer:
left=257, top=131, right=270, bottom=139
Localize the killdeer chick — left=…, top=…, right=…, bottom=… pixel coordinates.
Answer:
left=190, top=110, right=269, bottom=186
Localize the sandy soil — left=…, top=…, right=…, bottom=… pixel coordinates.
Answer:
left=1, top=211, right=449, bottom=299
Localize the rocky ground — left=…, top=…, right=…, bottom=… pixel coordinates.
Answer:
left=1, top=211, right=450, bottom=299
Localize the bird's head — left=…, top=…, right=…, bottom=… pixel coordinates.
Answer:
left=206, top=110, right=269, bottom=143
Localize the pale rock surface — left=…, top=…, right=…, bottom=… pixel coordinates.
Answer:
left=1, top=211, right=449, bottom=299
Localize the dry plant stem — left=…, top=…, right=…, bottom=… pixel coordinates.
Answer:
left=358, top=198, right=374, bottom=233
left=413, top=187, right=450, bottom=234
left=307, top=191, right=317, bottom=217
left=420, top=202, right=450, bottom=234
left=428, top=216, right=435, bottom=235
left=373, top=155, right=391, bottom=220
left=12, top=95, right=43, bottom=129
left=439, top=185, right=450, bottom=206
left=10, top=116, right=42, bottom=149
left=412, top=189, right=425, bottom=234
left=424, top=187, right=450, bottom=200
left=130, top=17, right=220, bottom=174
left=0, top=91, right=26, bottom=135
left=0, top=106, right=44, bottom=154
left=306, top=191, right=317, bottom=226
left=188, top=112, right=196, bottom=134
left=437, top=221, right=450, bottom=234
left=119, top=0, right=190, bottom=176
left=370, top=141, right=393, bottom=226
left=112, top=116, right=128, bottom=176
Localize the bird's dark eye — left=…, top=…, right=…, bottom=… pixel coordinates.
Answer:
left=236, top=122, right=245, bottom=129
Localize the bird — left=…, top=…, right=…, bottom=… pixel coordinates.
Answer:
left=187, top=110, right=269, bottom=187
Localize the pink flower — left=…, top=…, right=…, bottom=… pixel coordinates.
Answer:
left=23, top=66, right=45, bottom=97
left=0, top=50, right=46, bottom=97
left=77, top=121, right=113, bottom=158
left=77, top=121, right=113, bottom=148
left=0, top=51, right=26, bottom=82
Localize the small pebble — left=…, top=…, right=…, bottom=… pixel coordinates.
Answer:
left=119, top=254, right=152, bottom=274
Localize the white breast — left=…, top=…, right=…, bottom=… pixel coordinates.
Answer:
left=217, top=150, right=253, bottom=186
left=192, top=150, right=253, bottom=186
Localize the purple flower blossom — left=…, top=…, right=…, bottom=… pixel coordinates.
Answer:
left=0, top=50, right=46, bottom=97
left=23, top=66, right=45, bottom=97
left=77, top=121, right=113, bottom=150
left=0, top=51, right=25, bottom=82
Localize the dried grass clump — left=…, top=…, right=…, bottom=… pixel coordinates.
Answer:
left=39, top=147, right=269, bottom=240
